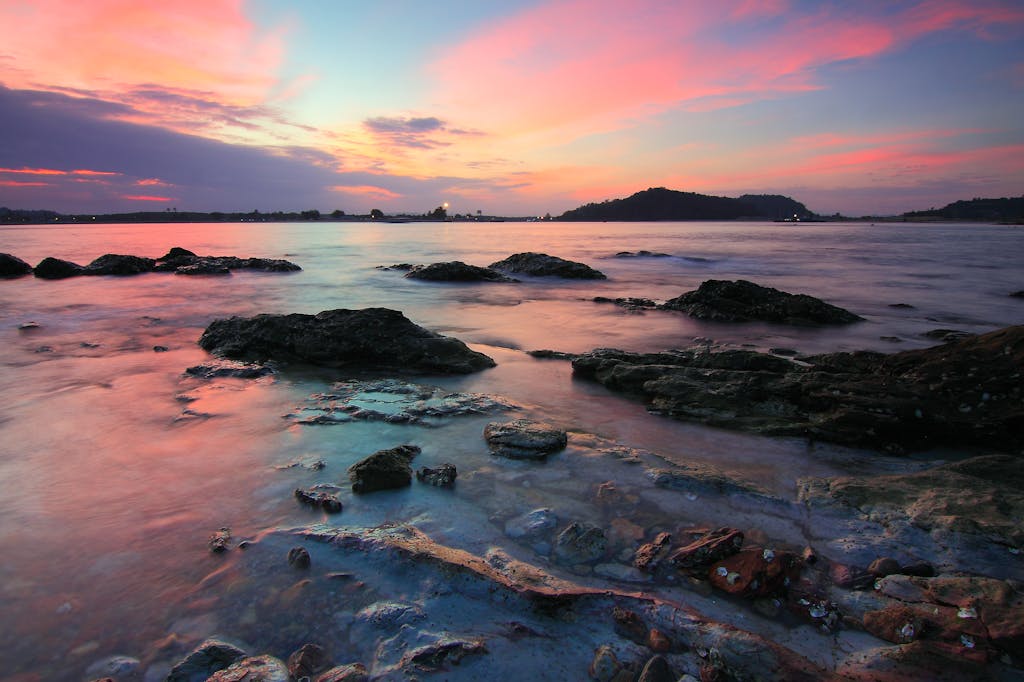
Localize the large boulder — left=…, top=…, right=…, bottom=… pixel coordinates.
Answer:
left=84, top=253, right=155, bottom=275
left=572, top=325, right=1024, bottom=453
left=483, top=419, right=567, bottom=459
left=404, top=261, right=518, bottom=282
left=348, top=444, right=420, bottom=493
left=488, top=252, right=606, bottom=279
left=0, top=253, right=32, bottom=277
left=660, top=279, right=863, bottom=325
left=198, top=308, right=495, bottom=374
left=33, top=257, right=84, bottom=279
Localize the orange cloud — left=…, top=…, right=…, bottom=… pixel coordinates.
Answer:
left=120, top=194, right=173, bottom=202
left=0, top=180, right=51, bottom=187
left=330, top=185, right=403, bottom=201
left=0, top=167, right=68, bottom=175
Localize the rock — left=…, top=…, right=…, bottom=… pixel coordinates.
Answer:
left=637, top=655, right=675, bottom=682
left=504, top=508, right=558, bottom=539
left=158, top=247, right=198, bottom=260
left=869, top=557, right=902, bottom=577
left=634, top=532, right=673, bottom=571
left=404, top=261, right=518, bottom=282
left=670, top=528, right=744, bottom=569
left=900, top=561, right=936, bottom=578
left=154, top=248, right=300, bottom=274
left=288, top=546, right=311, bottom=569
left=922, top=328, right=973, bottom=343
left=166, top=638, right=248, bottom=682
left=33, top=256, right=84, bottom=279
left=1011, top=290, right=1024, bottom=298
left=554, top=521, right=607, bottom=564
left=612, top=606, right=648, bottom=644
left=295, top=488, right=343, bottom=513
left=208, top=527, right=231, bottom=553
left=612, top=250, right=671, bottom=258
left=660, top=279, right=863, bottom=325
left=589, top=645, right=624, bottom=682
left=185, top=360, right=274, bottom=379
left=348, top=444, right=420, bottom=493
left=593, top=296, right=657, bottom=310
left=207, top=655, right=289, bottom=681
left=829, top=563, right=875, bottom=590
left=573, top=325, right=1024, bottom=453
left=416, top=463, right=457, bottom=487
left=707, top=548, right=801, bottom=598
left=314, top=663, right=368, bottom=682
left=84, top=253, right=155, bottom=275
left=484, top=419, right=567, bottom=459
left=176, top=262, right=232, bottom=275
left=401, top=637, right=487, bottom=670
left=198, top=307, right=495, bottom=374
left=647, top=629, right=673, bottom=653
left=488, top=251, right=607, bottom=279
left=85, top=655, right=141, bottom=680
left=0, top=252, right=32, bottom=277
left=287, top=643, right=332, bottom=680
left=153, top=345, right=169, bottom=352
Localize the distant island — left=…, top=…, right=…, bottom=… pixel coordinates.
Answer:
left=558, top=188, right=812, bottom=221
left=902, top=196, right=1024, bottom=223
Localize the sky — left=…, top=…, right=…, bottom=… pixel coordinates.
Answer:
left=1, top=0, right=1022, bottom=217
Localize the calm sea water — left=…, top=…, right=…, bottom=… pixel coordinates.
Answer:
left=0, top=220, right=1021, bottom=679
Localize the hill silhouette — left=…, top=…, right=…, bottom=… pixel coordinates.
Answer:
left=903, top=196, right=1024, bottom=222
left=558, top=187, right=812, bottom=221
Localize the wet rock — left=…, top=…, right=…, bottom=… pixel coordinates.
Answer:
left=922, top=328, right=973, bottom=342
left=18, top=321, right=39, bottom=330
left=348, top=444, right=420, bottom=493
left=401, top=637, right=487, bottom=670
left=403, top=260, right=518, bottom=282
left=660, top=279, right=863, bottom=325
left=153, top=345, right=169, bottom=352
left=176, top=262, right=231, bottom=275
left=829, top=563, right=875, bottom=590
left=207, top=655, right=289, bottom=681
left=85, top=655, right=141, bottom=680
left=314, top=663, right=368, bottom=682
left=287, top=643, right=332, bottom=680
left=634, top=532, right=672, bottom=571
left=504, top=508, right=558, bottom=539
left=84, top=253, right=155, bottom=275
left=637, top=655, right=675, bottom=682
left=185, top=360, right=274, bottom=379
left=154, top=247, right=300, bottom=273
left=1011, top=290, right=1024, bottom=298
left=208, top=527, right=231, bottom=553
left=527, top=349, right=579, bottom=360
left=670, top=528, right=744, bottom=569
left=574, top=325, right=1024, bottom=453
left=646, top=629, right=674, bottom=653
left=484, top=419, right=567, bottom=459
left=166, top=638, right=247, bottom=681
left=355, top=601, right=425, bottom=628
left=294, top=488, right=343, bottom=513
left=0, top=252, right=32, bottom=277
left=158, top=247, right=197, bottom=260
left=589, top=645, right=625, bottom=682
left=707, top=548, right=801, bottom=598
left=593, top=296, right=658, bottom=310
left=554, top=521, right=607, bottom=564
left=612, top=606, right=648, bottom=644
left=33, top=256, right=85, bottom=279
left=869, top=557, right=902, bottom=577
left=612, top=250, right=672, bottom=258
left=198, top=307, right=495, bottom=374
left=288, top=546, right=311, bottom=569
left=488, top=251, right=607, bottom=279
left=416, top=463, right=457, bottom=487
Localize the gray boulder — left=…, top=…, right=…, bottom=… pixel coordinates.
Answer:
left=489, top=252, right=606, bottom=279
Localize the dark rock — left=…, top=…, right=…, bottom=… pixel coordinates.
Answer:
left=589, top=645, right=625, bottom=682
left=636, top=655, right=675, bottom=682
left=158, top=247, right=198, bottom=260
left=176, top=262, right=231, bottom=275
left=527, top=349, right=579, bottom=360
left=488, top=251, right=607, bottom=279
left=402, top=638, right=487, bottom=670
left=669, top=528, right=744, bottom=569
left=612, top=606, right=648, bottom=644
left=573, top=325, right=1024, bottom=453
left=889, top=303, right=916, bottom=309
left=198, top=307, right=495, bottom=374
left=612, top=250, right=672, bottom=258
left=483, top=419, right=567, bottom=459
left=207, top=654, right=289, bottom=681
left=868, top=557, right=902, bottom=577
left=33, top=256, right=84, bottom=279
left=634, top=532, right=673, bottom=571
left=646, top=629, right=674, bottom=653
left=828, top=563, right=875, bottom=590
left=404, top=261, right=518, bottom=282
left=554, top=521, right=606, bottom=564
left=900, top=561, right=936, bottom=578
left=153, top=345, right=169, bottom=352
left=1011, top=290, right=1024, bottom=298
left=185, top=360, right=274, bottom=379
left=708, top=548, right=801, bottom=598
left=84, top=253, right=155, bottom=275
left=314, top=663, right=368, bottom=682
left=593, top=296, right=657, bottom=310
left=922, top=328, right=973, bottom=342
left=416, top=463, right=457, bottom=487
left=295, top=488, right=343, bottom=513
left=166, top=638, right=248, bottom=682
left=0, top=253, right=32, bottom=277
left=348, top=444, right=420, bottom=493
left=288, top=546, right=311, bottom=569
left=287, top=643, right=332, bottom=680
left=660, top=279, right=862, bottom=325
left=237, top=257, right=301, bottom=272
left=208, top=527, right=231, bottom=553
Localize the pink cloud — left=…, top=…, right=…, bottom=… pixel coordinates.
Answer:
left=0, top=180, right=51, bottom=187
left=330, top=185, right=403, bottom=201
left=120, top=194, right=173, bottom=202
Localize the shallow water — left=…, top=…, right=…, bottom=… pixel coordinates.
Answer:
left=1, top=220, right=1022, bottom=679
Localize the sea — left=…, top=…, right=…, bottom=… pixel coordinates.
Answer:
left=0, top=220, right=1021, bottom=680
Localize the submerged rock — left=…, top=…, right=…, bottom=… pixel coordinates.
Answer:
left=660, top=279, right=863, bottom=325
left=670, top=528, right=744, bottom=569
left=33, top=256, right=85, bottom=279
left=176, top=262, right=231, bottom=275
left=295, top=488, right=343, bottom=513
left=208, top=527, right=232, bottom=553
left=0, top=252, right=32, bottom=277
left=314, top=663, right=368, bottom=682
left=166, top=638, right=248, bottom=682
left=288, top=546, right=311, bottom=569
left=287, top=643, right=332, bottom=680
left=488, top=252, right=607, bottom=279
left=348, top=444, right=420, bottom=493
left=154, top=247, right=301, bottom=273
left=416, top=463, right=457, bottom=487
left=198, top=308, right=495, bottom=374
left=185, top=360, right=274, bottom=379
left=573, top=325, right=1024, bottom=453
left=404, top=260, right=518, bottom=282
left=84, top=253, right=155, bottom=275
left=593, top=296, right=657, bottom=310
left=554, top=521, right=607, bottom=564
left=484, top=419, right=567, bottom=459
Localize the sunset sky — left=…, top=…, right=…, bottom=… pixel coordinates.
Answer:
left=1, top=0, right=1022, bottom=217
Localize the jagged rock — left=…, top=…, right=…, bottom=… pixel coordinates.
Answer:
left=612, top=250, right=671, bottom=258
left=400, top=637, right=487, bottom=670
left=314, top=663, right=368, bottom=682
left=708, top=548, right=801, bottom=598
left=404, top=261, right=518, bottom=282
left=634, top=532, right=673, bottom=571
left=295, top=488, right=343, bottom=513
left=207, top=655, right=289, bottom=681
left=589, top=645, right=625, bottom=682
left=573, top=325, right=1024, bottom=453
left=416, top=463, right=457, bottom=487
left=185, top=360, right=274, bottom=379
left=554, top=521, right=606, bottom=564
left=176, top=262, right=231, bottom=275
left=208, top=527, right=231, bottom=553
left=593, top=296, right=657, bottom=310
left=670, top=528, right=744, bottom=569
left=348, top=444, right=420, bottom=493
left=154, top=247, right=300, bottom=273
left=660, top=279, right=862, bottom=325
left=166, top=638, right=248, bottom=682
left=0, top=252, right=32, bottom=277
left=33, top=257, right=85, bottom=279
left=84, top=253, right=155, bottom=275
left=484, top=419, right=567, bottom=459
left=488, top=252, right=607, bottom=279
left=288, top=546, right=311, bottom=569
left=287, top=643, right=332, bottom=680
left=198, top=308, right=495, bottom=374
